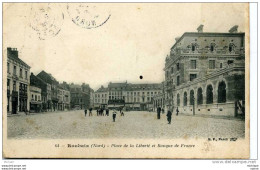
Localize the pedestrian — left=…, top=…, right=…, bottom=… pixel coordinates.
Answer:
left=89, top=108, right=92, bottom=116
left=121, top=111, right=124, bottom=116
left=84, top=109, right=87, bottom=117
left=102, top=109, right=104, bottom=116
left=167, top=107, right=172, bottom=124
left=162, top=108, right=164, bottom=114
left=176, top=107, right=179, bottom=116
left=97, top=109, right=99, bottom=116
left=112, top=109, right=117, bottom=122
left=157, top=107, right=161, bottom=119
left=106, top=108, right=109, bottom=116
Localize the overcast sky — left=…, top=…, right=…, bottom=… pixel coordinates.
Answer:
left=3, top=3, right=247, bottom=90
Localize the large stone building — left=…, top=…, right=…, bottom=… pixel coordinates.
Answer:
left=93, top=82, right=162, bottom=111
left=7, top=48, right=30, bottom=114
left=164, top=25, right=245, bottom=117
left=70, top=83, right=92, bottom=110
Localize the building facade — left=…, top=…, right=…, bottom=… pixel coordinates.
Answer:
left=93, top=82, right=162, bottom=111
left=164, top=25, right=245, bottom=117
left=70, top=83, right=92, bottom=110
left=29, top=85, right=42, bottom=112
left=7, top=48, right=30, bottom=114
left=30, top=73, right=52, bottom=112
left=37, top=71, right=59, bottom=111
left=94, top=86, right=109, bottom=109
left=57, top=86, right=71, bottom=111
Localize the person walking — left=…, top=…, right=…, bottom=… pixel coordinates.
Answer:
left=96, top=109, right=99, bottom=116
left=84, top=109, right=88, bottom=117
left=176, top=107, right=179, bottom=116
left=112, top=109, right=117, bottom=122
left=157, top=107, right=161, bottom=119
left=167, top=107, right=173, bottom=124
left=121, top=111, right=124, bottom=116
left=89, top=108, right=92, bottom=116
left=106, top=108, right=109, bottom=116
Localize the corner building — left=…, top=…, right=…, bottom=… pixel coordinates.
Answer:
left=7, top=48, right=30, bottom=114
left=164, top=25, right=245, bottom=117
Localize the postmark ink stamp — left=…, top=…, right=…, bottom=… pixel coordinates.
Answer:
left=29, top=3, right=64, bottom=40
left=67, top=4, right=111, bottom=29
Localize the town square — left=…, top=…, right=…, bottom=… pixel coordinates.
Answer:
left=8, top=110, right=245, bottom=139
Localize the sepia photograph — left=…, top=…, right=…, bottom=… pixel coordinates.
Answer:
left=2, top=2, right=249, bottom=158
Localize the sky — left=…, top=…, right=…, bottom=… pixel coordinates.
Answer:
left=3, top=3, right=248, bottom=90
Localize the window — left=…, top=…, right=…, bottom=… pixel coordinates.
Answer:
left=13, top=81, right=16, bottom=91
left=220, top=63, right=223, bottom=68
left=197, top=88, right=203, bottom=105
left=229, top=44, right=234, bottom=52
left=206, top=85, right=213, bottom=104
left=155, top=92, right=157, bottom=94
left=190, top=90, right=194, bottom=105
left=20, top=68, right=23, bottom=78
left=190, top=74, right=197, bottom=81
left=210, top=44, right=214, bottom=52
left=209, top=60, right=215, bottom=69
left=190, top=60, right=196, bottom=69
left=183, top=92, right=187, bottom=106
left=32, top=94, right=34, bottom=99
left=151, top=92, right=153, bottom=95
left=35, top=95, right=37, bottom=101
left=218, top=81, right=226, bottom=103
left=227, top=60, right=234, bottom=65
left=177, top=94, right=180, bottom=106
left=7, top=79, right=10, bottom=90
left=177, top=76, right=180, bottom=86
left=147, top=92, right=150, bottom=95
left=171, top=67, right=174, bottom=74
left=192, top=45, right=195, bottom=51
left=7, top=63, right=10, bottom=73
left=176, top=63, right=180, bottom=71
left=13, top=65, right=16, bottom=75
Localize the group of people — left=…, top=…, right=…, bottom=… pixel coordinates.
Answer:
left=157, top=106, right=179, bottom=124
left=84, top=107, right=125, bottom=122
left=84, top=108, right=93, bottom=117
left=96, top=108, right=110, bottom=116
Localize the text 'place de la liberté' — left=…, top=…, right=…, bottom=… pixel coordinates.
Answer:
left=5, top=24, right=245, bottom=139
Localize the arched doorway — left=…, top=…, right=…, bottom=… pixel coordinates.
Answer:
left=197, top=88, right=203, bottom=105
left=183, top=92, right=187, bottom=106
left=206, top=85, right=213, bottom=104
left=190, top=90, right=194, bottom=105
left=218, top=81, right=226, bottom=103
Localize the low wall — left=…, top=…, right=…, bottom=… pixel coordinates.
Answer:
left=178, top=102, right=235, bottom=117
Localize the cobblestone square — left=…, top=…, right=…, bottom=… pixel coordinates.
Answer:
left=7, top=110, right=245, bottom=139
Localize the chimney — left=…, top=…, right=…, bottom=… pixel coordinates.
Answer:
left=197, top=25, right=204, bottom=33
left=7, top=47, right=18, bottom=58
left=175, top=37, right=180, bottom=42
left=229, top=25, right=238, bottom=33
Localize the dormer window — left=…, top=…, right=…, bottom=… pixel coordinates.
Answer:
left=229, top=43, right=235, bottom=52
left=192, top=45, right=195, bottom=51
left=210, top=44, right=215, bottom=52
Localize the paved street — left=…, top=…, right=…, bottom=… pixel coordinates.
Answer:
left=7, top=110, right=245, bottom=139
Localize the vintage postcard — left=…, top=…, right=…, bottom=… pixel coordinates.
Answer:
left=2, top=3, right=249, bottom=158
